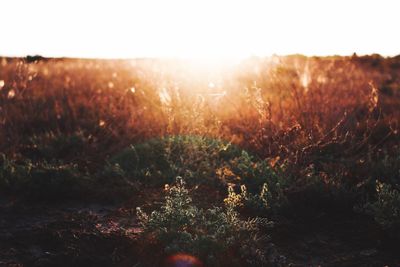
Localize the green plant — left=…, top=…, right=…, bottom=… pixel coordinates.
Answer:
left=218, top=151, right=288, bottom=213
left=136, top=177, right=284, bottom=266
left=26, top=161, right=88, bottom=199
left=112, top=137, right=288, bottom=213
left=224, top=183, right=284, bottom=214
left=0, top=153, right=31, bottom=190
left=26, top=131, right=88, bottom=161
left=0, top=153, right=89, bottom=199
left=110, top=135, right=244, bottom=186
left=95, top=162, right=139, bottom=199
left=363, top=181, right=400, bottom=229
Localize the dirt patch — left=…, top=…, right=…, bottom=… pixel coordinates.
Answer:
left=1, top=194, right=399, bottom=267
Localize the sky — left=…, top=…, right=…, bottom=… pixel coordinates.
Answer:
left=0, top=0, right=399, bottom=59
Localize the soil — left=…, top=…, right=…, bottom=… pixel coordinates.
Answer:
left=1, top=192, right=399, bottom=267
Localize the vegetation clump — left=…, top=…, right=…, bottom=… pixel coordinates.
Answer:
left=1, top=55, right=400, bottom=265
left=363, top=181, right=400, bottom=230
left=0, top=153, right=88, bottom=199
left=136, top=177, right=285, bottom=266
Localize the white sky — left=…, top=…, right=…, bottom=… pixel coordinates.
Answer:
left=0, top=0, right=399, bottom=59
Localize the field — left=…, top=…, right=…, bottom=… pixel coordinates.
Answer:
left=1, top=54, right=400, bottom=266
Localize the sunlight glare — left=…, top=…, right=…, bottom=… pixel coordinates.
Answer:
left=0, top=0, right=399, bottom=59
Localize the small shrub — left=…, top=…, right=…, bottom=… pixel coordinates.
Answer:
left=288, top=166, right=359, bottom=213
left=25, top=131, right=88, bottom=161
left=136, top=177, right=284, bottom=266
left=224, top=183, right=285, bottom=214
left=218, top=151, right=288, bottom=214
left=111, top=136, right=245, bottom=186
left=363, top=181, right=400, bottom=229
left=368, top=147, right=400, bottom=184
left=0, top=153, right=31, bottom=190
left=0, top=153, right=89, bottom=200
left=95, top=163, right=139, bottom=199
left=26, top=161, right=88, bottom=199
left=112, top=137, right=289, bottom=213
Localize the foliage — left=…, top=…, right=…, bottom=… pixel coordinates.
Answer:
left=0, top=56, right=399, bottom=227
left=136, top=177, right=284, bottom=266
left=363, top=181, right=400, bottom=229
left=25, top=131, right=88, bottom=161
left=111, top=136, right=289, bottom=214
left=0, top=153, right=88, bottom=199
left=95, top=162, right=139, bottom=199
left=110, top=135, right=243, bottom=186
left=218, top=151, right=288, bottom=214
left=367, top=146, right=400, bottom=184
left=224, top=183, right=285, bottom=214
left=0, top=55, right=400, bottom=265
left=1, top=56, right=399, bottom=191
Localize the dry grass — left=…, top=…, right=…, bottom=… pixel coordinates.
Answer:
left=1, top=54, right=400, bottom=266
left=2, top=55, right=398, bottom=181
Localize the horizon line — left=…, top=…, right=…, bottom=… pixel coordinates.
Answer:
left=1, top=52, right=399, bottom=61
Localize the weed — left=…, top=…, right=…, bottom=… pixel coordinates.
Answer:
left=136, top=177, right=284, bottom=266
left=363, top=181, right=400, bottom=229
left=0, top=153, right=89, bottom=200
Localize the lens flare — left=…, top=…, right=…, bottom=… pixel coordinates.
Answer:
left=165, top=253, right=203, bottom=267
